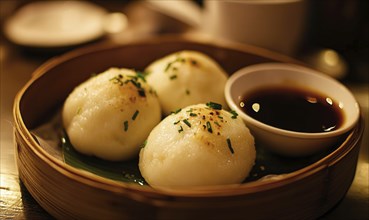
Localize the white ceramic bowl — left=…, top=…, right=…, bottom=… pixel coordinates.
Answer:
left=225, top=62, right=360, bottom=157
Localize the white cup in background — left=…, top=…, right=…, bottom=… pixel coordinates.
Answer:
left=202, top=0, right=308, bottom=56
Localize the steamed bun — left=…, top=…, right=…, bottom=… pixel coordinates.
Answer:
left=139, top=103, right=255, bottom=188
left=63, top=68, right=161, bottom=161
left=145, top=50, right=228, bottom=115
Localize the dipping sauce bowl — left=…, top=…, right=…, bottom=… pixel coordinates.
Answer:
left=225, top=62, right=360, bottom=156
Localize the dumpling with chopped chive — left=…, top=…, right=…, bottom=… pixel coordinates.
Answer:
left=145, top=50, right=228, bottom=115
left=139, top=103, right=256, bottom=188
left=62, top=68, right=161, bottom=161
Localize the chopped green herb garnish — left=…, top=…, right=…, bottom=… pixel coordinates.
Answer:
left=230, top=110, right=238, bottom=119
left=190, top=59, right=198, bottom=66
left=124, top=121, right=129, bottom=132
left=186, top=108, right=193, bottom=113
left=189, top=113, right=197, bottom=117
left=173, top=120, right=180, bottom=125
left=206, top=121, right=213, bottom=133
left=129, top=79, right=141, bottom=88
left=178, top=125, right=184, bottom=133
left=138, top=89, right=146, bottom=97
left=141, top=140, right=147, bottom=148
left=172, top=108, right=182, bottom=114
left=214, top=121, right=221, bottom=127
left=135, top=71, right=147, bottom=82
left=164, top=62, right=172, bottom=72
left=110, top=74, right=146, bottom=97
left=110, top=75, right=124, bottom=86
left=183, top=119, right=191, bottom=128
left=165, top=57, right=186, bottom=72
left=132, top=110, right=139, bottom=120
left=226, top=138, right=234, bottom=154
left=169, top=75, right=177, bottom=80
left=218, top=115, right=223, bottom=119
left=206, top=102, right=222, bottom=110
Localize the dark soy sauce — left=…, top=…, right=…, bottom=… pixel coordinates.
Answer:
left=239, top=86, right=344, bottom=133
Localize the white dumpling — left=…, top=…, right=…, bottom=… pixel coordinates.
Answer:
left=139, top=103, right=255, bottom=188
left=145, top=50, right=228, bottom=115
left=63, top=68, right=161, bottom=161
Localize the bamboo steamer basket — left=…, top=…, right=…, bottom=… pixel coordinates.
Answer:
left=13, top=36, right=364, bottom=220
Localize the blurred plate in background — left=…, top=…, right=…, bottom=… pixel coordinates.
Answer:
left=4, top=1, right=127, bottom=48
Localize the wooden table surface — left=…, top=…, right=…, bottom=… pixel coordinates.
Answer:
left=1, top=1, right=368, bottom=219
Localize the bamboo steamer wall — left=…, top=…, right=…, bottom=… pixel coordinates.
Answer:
left=13, top=36, right=364, bottom=220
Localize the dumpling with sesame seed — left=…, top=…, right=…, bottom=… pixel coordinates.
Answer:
left=145, top=50, right=228, bottom=116
left=62, top=68, right=161, bottom=161
left=138, top=103, right=256, bottom=188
